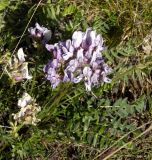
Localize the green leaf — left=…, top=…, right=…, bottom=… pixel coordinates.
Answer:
left=92, top=133, right=98, bottom=147
left=0, top=0, right=8, bottom=10
left=63, top=5, right=76, bottom=16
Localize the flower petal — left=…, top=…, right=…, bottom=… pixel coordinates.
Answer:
left=90, top=30, right=96, bottom=47
left=85, top=47, right=93, bottom=59
left=82, top=28, right=92, bottom=50
left=101, top=72, right=111, bottom=83
left=90, top=50, right=97, bottom=64
left=35, top=23, right=44, bottom=32
left=20, top=63, right=32, bottom=80
left=73, top=74, right=83, bottom=83
left=43, top=29, right=52, bottom=42
left=62, top=52, right=73, bottom=61
left=18, top=93, right=32, bottom=108
left=66, top=59, right=78, bottom=72
left=77, top=48, right=84, bottom=63
left=72, top=31, right=83, bottom=48
left=28, top=27, right=36, bottom=36
left=45, top=44, right=54, bottom=51
left=83, top=66, right=92, bottom=78
left=84, top=80, right=92, bottom=91
left=63, top=70, right=74, bottom=82
left=91, top=72, right=99, bottom=85
left=66, top=39, right=72, bottom=50
left=17, top=48, right=25, bottom=63
left=50, top=76, right=61, bottom=88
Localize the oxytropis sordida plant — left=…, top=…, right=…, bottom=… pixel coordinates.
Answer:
left=29, top=23, right=112, bottom=91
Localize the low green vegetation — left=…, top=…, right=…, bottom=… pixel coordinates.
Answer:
left=0, top=0, right=152, bottom=159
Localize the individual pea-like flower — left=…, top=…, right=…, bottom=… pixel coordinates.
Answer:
left=28, top=23, right=52, bottom=44
left=42, top=27, right=112, bottom=91
left=72, top=31, right=83, bottom=48
left=7, top=48, right=32, bottom=82
left=12, top=93, right=41, bottom=125
left=18, top=92, right=32, bottom=108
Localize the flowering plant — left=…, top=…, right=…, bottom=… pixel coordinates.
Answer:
left=29, top=24, right=111, bottom=91
left=7, top=48, right=32, bottom=82
left=45, top=28, right=111, bottom=91
left=28, top=23, right=52, bottom=44
left=12, top=93, right=41, bottom=125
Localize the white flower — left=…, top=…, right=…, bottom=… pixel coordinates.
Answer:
left=13, top=93, right=41, bottom=125
left=17, top=48, right=25, bottom=63
left=18, top=93, right=32, bottom=108
left=7, top=48, right=32, bottom=82
left=20, top=63, right=32, bottom=80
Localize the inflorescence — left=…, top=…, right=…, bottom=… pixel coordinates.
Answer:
left=29, top=23, right=112, bottom=91
left=12, top=93, right=41, bottom=125
left=7, top=48, right=32, bottom=82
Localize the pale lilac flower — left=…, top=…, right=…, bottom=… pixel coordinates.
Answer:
left=77, top=48, right=84, bottom=63
left=72, top=31, right=83, bottom=48
left=91, top=70, right=100, bottom=85
left=49, top=75, right=61, bottom=88
left=102, top=63, right=112, bottom=73
left=54, top=44, right=63, bottom=61
left=44, top=61, right=61, bottom=88
left=40, top=27, right=112, bottom=91
left=63, top=70, right=71, bottom=82
left=62, top=51, right=73, bottom=61
left=85, top=47, right=93, bottom=59
left=66, top=59, right=79, bottom=72
left=82, top=67, right=93, bottom=91
left=83, top=66, right=92, bottom=79
left=90, top=50, right=97, bottom=65
left=95, top=34, right=104, bottom=51
left=82, top=28, right=92, bottom=50
left=63, top=70, right=74, bottom=82
left=45, top=44, right=54, bottom=51
left=66, top=39, right=74, bottom=53
left=28, top=23, right=52, bottom=43
left=101, top=72, right=111, bottom=83
left=73, top=74, right=83, bottom=83
left=91, top=61, right=98, bottom=69
left=90, top=30, right=96, bottom=47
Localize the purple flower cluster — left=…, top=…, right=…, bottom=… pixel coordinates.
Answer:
left=43, top=28, right=112, bottom=91
left=28, top=23, right=52, bottom=44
